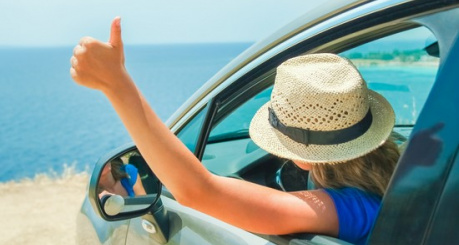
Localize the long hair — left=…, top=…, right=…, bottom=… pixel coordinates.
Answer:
left=110, top=157, right=129, bottom=181
left=310, top=137, right=400, bottom=196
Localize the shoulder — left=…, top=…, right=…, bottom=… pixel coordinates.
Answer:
left=323, top=187, right=381, bottom=221
left=287, top=189, right=339, bottom=236
left=323, top=187, right=381, bottom=244
left=124, top=164, right=138, bottom=176
left=122, top=164, right=138, bottom=185
left=324, top=187, right=381, bottom=204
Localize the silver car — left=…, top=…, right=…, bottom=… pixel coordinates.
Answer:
left=77, top=0, right=459, bottom=244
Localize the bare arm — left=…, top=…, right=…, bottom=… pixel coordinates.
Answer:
left=70, top=17, right=338, bottom=236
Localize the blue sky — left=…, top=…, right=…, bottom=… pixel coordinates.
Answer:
left=0, top=0, right=326, bottom=47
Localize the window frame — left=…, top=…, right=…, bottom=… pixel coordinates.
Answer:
left=196, top=26, right=443, bottom=164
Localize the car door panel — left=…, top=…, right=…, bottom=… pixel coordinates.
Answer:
left=77, top=197, right=130, bottom=245
left=126, top=197, right=276, bottom=245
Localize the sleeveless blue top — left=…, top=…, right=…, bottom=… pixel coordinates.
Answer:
left=120, top=164, right=138, bottom=197
left=324, top=188, right=381, bottom=245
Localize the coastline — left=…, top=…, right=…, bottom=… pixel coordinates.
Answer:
left=0, top=170, right=89, bottom=245
left=350, top=58, right=439, bottom=67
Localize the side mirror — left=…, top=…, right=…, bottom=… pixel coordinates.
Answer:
left=88, top=144, right=169, bottom=243
left=424, top=40, right=439, bottom=58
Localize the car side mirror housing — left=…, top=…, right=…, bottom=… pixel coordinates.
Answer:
left=88, top=144, right=169, bottom=243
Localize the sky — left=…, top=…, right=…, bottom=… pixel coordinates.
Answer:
left=0, top=0, right=327, bottom=47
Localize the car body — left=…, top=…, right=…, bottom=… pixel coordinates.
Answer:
left=77, top=0, right=459, bottom=244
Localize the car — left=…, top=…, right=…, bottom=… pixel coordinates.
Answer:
left=76, top=0, right=459, bottom=244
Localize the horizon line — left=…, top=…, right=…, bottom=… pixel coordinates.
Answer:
left=0, top=41, right=256, bottom=49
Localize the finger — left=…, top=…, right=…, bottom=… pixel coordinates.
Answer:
left=79, top=36, right=91, bottom=45
left=70, top=67, right=87, bottom=86
left=79, top=36, right=98, bottom=49
left=70, top=67, right=78, bottom=80
left=73, top=44, right=85, bottom=56
left=109, top=16, right=123, bottom=47
left=70, top=56, right=78, bottom=69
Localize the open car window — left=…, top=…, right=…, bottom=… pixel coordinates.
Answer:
left=208, top=86, right=273, bottom=143
left=203, top=86, right=274, bottom=176
left=201, top=26, right=439, bottom=178
left=176, top=106, right=209, bottom=154
left=341, top=26, right=439, bottom=139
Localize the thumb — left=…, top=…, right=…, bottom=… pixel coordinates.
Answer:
left=109, top=16, right=123, bottom=47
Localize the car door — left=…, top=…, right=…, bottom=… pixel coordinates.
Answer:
left=369, top=27, right=459, bottom=245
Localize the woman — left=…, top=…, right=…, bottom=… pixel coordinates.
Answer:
left=98, top=158, right=146, bottom=197
left=70, top=17, right=399, bottom=244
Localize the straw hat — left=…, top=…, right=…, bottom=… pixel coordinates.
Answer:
left=249, top=53, right=394, bottom=164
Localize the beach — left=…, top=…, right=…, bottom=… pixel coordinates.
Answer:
left=0, top=170, right=89, bottom=245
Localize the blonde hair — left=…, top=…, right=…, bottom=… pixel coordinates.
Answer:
left=310, top=137, right=400, bottom=196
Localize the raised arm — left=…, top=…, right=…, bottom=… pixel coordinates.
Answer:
left=70, top=17, right=338, bottom=236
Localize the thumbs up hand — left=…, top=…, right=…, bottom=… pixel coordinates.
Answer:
left=70, top=17, right=128, bottom=92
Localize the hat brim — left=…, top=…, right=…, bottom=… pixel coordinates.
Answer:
left=249, top=90, right=395, bottom=164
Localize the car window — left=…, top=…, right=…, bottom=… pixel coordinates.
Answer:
left=202, top=26, right=439, bottom=177
left=176, top=106, right=208, bottom=154
left=208, top=86, right=273, bottom=142
left=202, top=86, right=273, bottom=176
left=340, top=27, right=439, bottom=136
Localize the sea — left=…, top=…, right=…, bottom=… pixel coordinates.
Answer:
left=0, top=43, right=251, bottom=182
left=0, top=43, right=438, bottom=182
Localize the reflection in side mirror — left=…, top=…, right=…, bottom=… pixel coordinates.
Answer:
left=90, top=147, right=169, bottom=243
left=98, top=155, right=147, bottom=198
left=95, top=149, right=162, bottom=216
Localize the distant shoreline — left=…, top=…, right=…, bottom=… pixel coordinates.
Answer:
left=350, top=58, right=439, bottom=67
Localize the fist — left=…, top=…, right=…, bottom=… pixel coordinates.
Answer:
left=70, top=17, right=127, bottom=91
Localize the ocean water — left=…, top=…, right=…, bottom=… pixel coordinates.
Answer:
left=359, top=65, right=438, bottom=125
left=0, top=43, right=250, bottom=182
left=0, top=44, right=439, bottom=182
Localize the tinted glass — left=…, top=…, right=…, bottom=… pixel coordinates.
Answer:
left=203, top=86, right=273, bottom=176
left=209, top=86, right=272, bottom=140
left=176, top=106, right=208, bottom=154
left=340, top=27, right=439, bottom=126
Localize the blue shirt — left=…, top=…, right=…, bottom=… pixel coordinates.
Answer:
left=324, top=188, right=381, bottom=245
left=120, top=164, right=138, bottom=197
